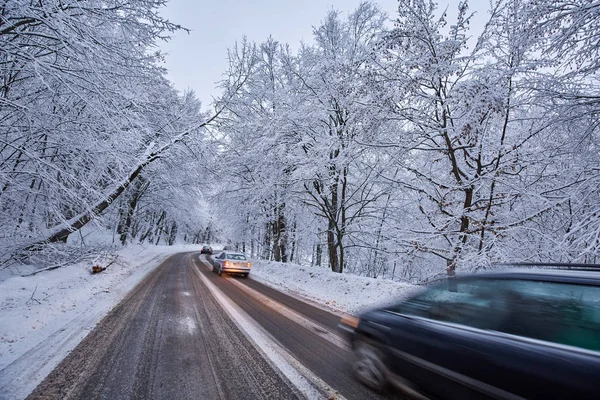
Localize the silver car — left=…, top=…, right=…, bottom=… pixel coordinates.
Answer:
left=212, top=252, right=251, bottom=277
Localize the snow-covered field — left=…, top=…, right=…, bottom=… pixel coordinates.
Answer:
left=0, top=246, right=419, bottom=398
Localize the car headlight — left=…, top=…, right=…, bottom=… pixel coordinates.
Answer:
left=341, top=313, right=360, bottom=328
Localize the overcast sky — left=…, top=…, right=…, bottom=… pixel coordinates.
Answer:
left=157, top=0, right=485, bottom=108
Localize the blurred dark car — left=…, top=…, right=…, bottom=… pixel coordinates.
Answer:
left=200, top=245, right=212, bottom=255
left=339, top=270, right=600, bottom=399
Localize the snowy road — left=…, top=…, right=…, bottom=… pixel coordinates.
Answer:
left=26, top=252, right=391, bottom=400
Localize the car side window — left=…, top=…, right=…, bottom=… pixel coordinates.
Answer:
left=494, top=280, right=600, bottom=351
left=390, top=278, right=600, bottom=351
left=390, top=279, right=507, bottom=330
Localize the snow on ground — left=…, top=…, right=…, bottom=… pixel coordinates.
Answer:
left=0, top=244, right=204, bottom=398
left=250, top=260, right=422, bottom=315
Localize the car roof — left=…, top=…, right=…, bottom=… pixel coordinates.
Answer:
left=224, top=252, right=246, bottom=256
left=459, top=269, right=600, bottom=285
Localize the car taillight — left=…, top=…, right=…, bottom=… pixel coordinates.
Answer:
left=247, top=262, right=251, bottom=268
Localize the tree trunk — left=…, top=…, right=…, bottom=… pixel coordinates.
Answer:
left=119, top=185, right=143, bottom=245
left=338, top=236, right=345, bottom=274
left=338, top=166, right=348, bottom=274
left=272, top=202, right=287, bottom=262
left=327, top=219, right=339, bottom=273
left=263, top=222, right=272, bottom=260
left=278, top=205, right=287, bottom=262
left=289, top=222, right=297, bottom=263
left=154, top=211, right=166, bottom=245
left=315, top=243, right=322, bottom=267
left=328, top=169, right=340, bottom=272
left=167, top=221, right=177, bottom=245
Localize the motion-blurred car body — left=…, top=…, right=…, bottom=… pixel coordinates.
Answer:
left=212, top=252, right=251, bottom=277
left=339, top=270, right=600, bottom=399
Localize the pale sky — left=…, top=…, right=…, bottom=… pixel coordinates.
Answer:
left=158, top=0, right=487, bottom=108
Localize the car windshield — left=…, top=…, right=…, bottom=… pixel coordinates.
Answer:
left=227, top=254, right=246, bottom=260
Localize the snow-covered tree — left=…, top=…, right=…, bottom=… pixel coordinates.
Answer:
left=0, top=1, right=228, bottom=266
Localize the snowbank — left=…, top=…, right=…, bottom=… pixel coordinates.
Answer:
left=250, top=260, right=422, bottom=315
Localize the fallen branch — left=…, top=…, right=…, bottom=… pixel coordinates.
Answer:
left=26, top=285, right=41, bottom=306
left=22, top=264, right=66, bottom=277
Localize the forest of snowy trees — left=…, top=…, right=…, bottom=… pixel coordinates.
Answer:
left=1, top=0, right=599, bottom=283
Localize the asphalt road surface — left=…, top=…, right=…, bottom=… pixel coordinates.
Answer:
left=27, top=252, right=393, bottom=400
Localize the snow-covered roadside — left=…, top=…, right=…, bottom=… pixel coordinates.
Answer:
left=0, top=244, right=203, bottom=398
left=249, top=260, right=423, bottom=315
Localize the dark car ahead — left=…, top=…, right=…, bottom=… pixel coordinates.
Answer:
left=339, top=270, right=600, bottom=399
left=200, top=245, right=212, bottom=255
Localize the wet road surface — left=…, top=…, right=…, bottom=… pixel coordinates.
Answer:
left=28, top=252, right=392, bottom=400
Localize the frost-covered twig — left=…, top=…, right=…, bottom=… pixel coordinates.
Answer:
left=26, top=285, right=41, bottom=306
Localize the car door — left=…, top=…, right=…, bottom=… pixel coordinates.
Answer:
left=215, top=252, right=224, bottom=268
left=480, top=278, right=600, bottom=399
left=383, top=283, right=507, bottom=399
